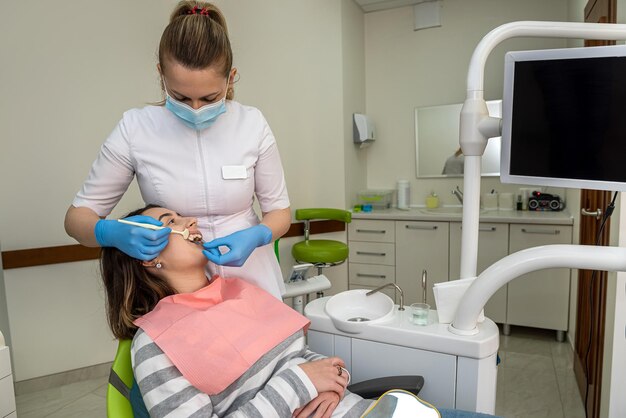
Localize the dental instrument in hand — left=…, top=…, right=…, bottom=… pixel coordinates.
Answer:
left=117, top=219, right=190, bottom=240
left=95, top=216, right=169, bottom=260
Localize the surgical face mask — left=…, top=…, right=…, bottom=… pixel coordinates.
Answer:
left=163, top=78, right=229, bottom=130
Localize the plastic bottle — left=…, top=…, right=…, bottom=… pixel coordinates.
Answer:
left=425, top=191, right=439, bottom=209
left=397, top=180, right=410, bottom=210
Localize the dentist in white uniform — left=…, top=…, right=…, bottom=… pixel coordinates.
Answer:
left=65, top=1, right=290, bottom=298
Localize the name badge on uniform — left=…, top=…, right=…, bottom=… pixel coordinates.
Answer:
left=221, top=165, right=248, bottom=180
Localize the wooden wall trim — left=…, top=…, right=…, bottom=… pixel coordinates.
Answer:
left=2, top=245, right=102, bottom=270
left=1, top=220, right=346, bottom=270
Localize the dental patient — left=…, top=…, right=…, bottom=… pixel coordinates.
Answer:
left=100, top=204, right=373, bottom=418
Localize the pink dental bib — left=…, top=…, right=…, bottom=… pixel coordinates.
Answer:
left=134, top=276, right=310, bottom=395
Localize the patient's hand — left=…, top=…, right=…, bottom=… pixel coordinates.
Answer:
left=293, top=391, right=340, bottom=418
left=298, top=357, right=348, bottom=397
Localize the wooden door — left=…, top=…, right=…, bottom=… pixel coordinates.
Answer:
left=574, top=2, right=616, bottom=417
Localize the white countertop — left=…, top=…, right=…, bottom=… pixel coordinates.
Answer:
left=305, top=297, right=500, bottom=360
left=351, top=207, right=574, bottom=225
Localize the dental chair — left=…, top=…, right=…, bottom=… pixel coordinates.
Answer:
left=292, top=208, right=352, bottom=276
left=107, top=339, right=425, bottom=418
left=107, top=341, right=500, bottom=418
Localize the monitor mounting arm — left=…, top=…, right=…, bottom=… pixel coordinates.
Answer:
left=452, top=21, right=626, bottom=335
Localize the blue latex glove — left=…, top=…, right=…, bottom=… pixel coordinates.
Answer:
left=94, top=215, right=171, bottom=261
left=202, top=224, right=272, bottom=267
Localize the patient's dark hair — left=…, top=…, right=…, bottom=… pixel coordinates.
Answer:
left=100, top=204, right=177, bottom=340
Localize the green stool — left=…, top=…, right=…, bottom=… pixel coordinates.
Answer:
left=291, top=208, right=352, bottom=276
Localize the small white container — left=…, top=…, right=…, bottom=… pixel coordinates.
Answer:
left=397, top=180, right=410, bottom=210
left=482, top=193, right=498, bottom=211
left=498, top=193, right=514, bottom=210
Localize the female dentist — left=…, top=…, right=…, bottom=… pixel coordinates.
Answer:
left=64, top=0, right=290, bottom=299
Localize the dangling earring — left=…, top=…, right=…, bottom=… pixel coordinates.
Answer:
left=156, top=262, right=162, bottom=269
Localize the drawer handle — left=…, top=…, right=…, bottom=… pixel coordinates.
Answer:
left=356, top=251, right=387, bottom=257
left=356, top=229, right=387, bottom=234
left=521, top=228, right=560, bottom=235
left=356, top=273, right=387, bottom=279
left=405, top=225, right=438, bottom=230
left=460, top=226, right=497, bottom=232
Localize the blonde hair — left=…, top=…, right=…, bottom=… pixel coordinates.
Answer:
left=159, top=1, right=234, bottom=100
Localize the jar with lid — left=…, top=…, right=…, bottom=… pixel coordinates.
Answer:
left=397, top=180, right=410, bottom=210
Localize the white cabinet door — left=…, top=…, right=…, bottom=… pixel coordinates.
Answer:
left=395, top=221, right=449, bottom=306
left=449, top=222, right=509, bottom=323
left=507, top=224, right=573, bottom=331
left=351, top=338, right=457, bottom=409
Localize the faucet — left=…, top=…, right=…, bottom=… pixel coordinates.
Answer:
left=366, top=283, right=404, bottom=311
left=452, top=186, right=463, bottom=204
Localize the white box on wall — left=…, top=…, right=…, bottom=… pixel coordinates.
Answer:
left=414, top=0, right=442, bottom=31
left=353, top=113, right=376, bottom=144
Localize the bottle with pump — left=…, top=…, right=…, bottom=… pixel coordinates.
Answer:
left=425, top=191, right=439, bottom=209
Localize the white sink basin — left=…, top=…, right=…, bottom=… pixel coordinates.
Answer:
left=324, top=289, right=395, bottom=334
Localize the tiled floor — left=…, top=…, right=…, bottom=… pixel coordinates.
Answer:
left=495, top=326, right=586, bottom=418
left=15, top=326, right=585, bottom=417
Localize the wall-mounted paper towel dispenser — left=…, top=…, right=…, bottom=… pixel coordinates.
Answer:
left=353, top=113, right=375, bottom=144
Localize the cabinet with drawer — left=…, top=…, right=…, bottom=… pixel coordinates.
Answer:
left=348, top=216, right=574, bottom=335
left=507, top=224, right=573, bottom=332
left=395, top=221, right=449, bottom=306
left=347, top=220, right=397, bottom=300
left=348, top=213, right=573, bottom=339
left=449, top=222, right=509, bottom=323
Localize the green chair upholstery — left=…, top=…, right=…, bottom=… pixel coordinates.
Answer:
left=107, top=340, right=134, bottom=418
left=291, top=208, right=351, bottom=275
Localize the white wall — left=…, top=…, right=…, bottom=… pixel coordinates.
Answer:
left=342, top=0, right=369, bottom=207
left=364, top=0, right=570, bottom=206
left=0, top=0, right=173, bottom=381
left=215, top=0, right=349, bottom=209
left=0, top=0, right=364, bottom=380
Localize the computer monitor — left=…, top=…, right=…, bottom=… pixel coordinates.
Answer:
left=500, top=44, right=626, bottom=192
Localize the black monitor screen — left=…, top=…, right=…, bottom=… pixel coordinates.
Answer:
left=509, top=55, right=626, bottom=184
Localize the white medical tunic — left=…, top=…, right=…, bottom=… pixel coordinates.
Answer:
left=73, top=101, right=289, bottom=298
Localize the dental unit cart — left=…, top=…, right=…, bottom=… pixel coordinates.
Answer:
left=305, top=20, right=626, bottom=416
left=305, top=299, right=499, bottom=413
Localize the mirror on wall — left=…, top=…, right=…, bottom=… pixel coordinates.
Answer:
left=415, top=100, right=502, bottom=178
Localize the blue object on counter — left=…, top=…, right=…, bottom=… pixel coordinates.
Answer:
left=362, top=204, right=373, bottom=212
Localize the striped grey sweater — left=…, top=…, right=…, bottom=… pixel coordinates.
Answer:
left=131, top=328, right=372, bottom=417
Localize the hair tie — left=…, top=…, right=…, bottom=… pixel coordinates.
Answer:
left=187, top=5, right=210, bottom=15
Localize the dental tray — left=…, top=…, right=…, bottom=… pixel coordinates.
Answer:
left=357, top=189, right=393, bottom=209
